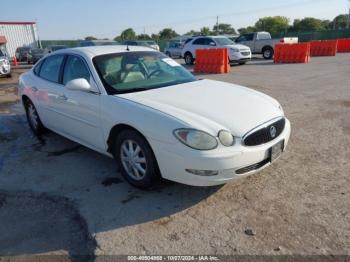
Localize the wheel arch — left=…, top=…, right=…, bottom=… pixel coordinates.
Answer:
left=262, top=45, right=273, bottom=52
left=21, top=95, right=31, bottom=106
left=107, top=123, right=152, bottom=155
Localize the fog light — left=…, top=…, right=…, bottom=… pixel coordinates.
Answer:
left=186, top=169, right=219, bottom=176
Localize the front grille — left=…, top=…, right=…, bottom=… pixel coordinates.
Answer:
left=244, top=118, right=286, bottom=146
left=241, top=51, right=251, bottom=56
left=236, top=158, right=270, bottom=175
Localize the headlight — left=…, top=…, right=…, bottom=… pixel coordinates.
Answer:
left=218, top=130, right=235, bottom=146
left=173, top=129, right=218, bottom=150
left=230, top=48, right=239, bottom=52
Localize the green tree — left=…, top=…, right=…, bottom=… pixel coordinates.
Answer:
left=185, top=30, right=200, bottom=36
left=200, top=27, right=211, bottom=35
left=159, top=28, right=179, bottom=39
left=120, top=28, right=136, bottom=40
left=255, top=16, right=289, bottom=34
left=85, top=36, right=97, bottom=40
left=238, top=26, right=256, bottom=34
left=212, top=23, right=236, bottom=35
left=331, top=14, right=349, bottom=29
left=137, top=34, right=152, bottom=40
left=292, top=17, right=325, bottom=31
left=151, top=33, right=160, bottom=40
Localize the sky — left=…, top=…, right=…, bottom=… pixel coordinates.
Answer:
left=1, top=0, right=348, bottom=40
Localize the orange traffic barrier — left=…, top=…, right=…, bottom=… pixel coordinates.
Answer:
left=194, top=48, right=230, bottom=74
left=310, top=40, right=337, bottom=56
left=337, top=38, right=350, bottom=53
left=12, top=56, right=18, bottom=66
left=274, top=43, right=310, bottom=64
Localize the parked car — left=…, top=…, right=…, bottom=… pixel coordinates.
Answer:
left=27, top=48, right=45, bottom=64
left=79, top=40, right=119, bottom=47
left=182, top=36, right=252, bottom=65
left=15, top=46, right=31, bottom=62
left=18, top=46, right=290, bottom=188
left=164, top=42, right=183, bottom=58
left=124, top=40, right=160, bottom=51
left=235, top=31, right=298, bottom=59
left=0, top=48, right=11, bottom=77
left=45, top=45, right=68, bottom=54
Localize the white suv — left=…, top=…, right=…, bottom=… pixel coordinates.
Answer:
left=182, top=36, right=252, bottom=65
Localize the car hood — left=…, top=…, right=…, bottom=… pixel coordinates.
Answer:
left=118, top=79, right=283, bottom=137
left=224, top=44, right=250, bottom=50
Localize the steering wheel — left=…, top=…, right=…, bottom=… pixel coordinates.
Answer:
left=148, top=69, right=162, bottom=79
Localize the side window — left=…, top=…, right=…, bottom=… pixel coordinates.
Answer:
left=63, top=56, right=91, bottom=85
left=193, top=38, right=205, bottom=45
left=245, top=34, right=254, bottom=41
left=39, top=55, right=65, bottom=83
left=33, top=59, right=44, bottom=75
left=204, top=38, right=216, bottom=46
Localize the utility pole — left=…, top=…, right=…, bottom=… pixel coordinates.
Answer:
left=347, top=0, right=350, bottom=29
left=216, top=16, right=219, bottom=35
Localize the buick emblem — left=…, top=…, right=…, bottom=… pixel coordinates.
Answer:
left=270, top=126, right=277, bottom=138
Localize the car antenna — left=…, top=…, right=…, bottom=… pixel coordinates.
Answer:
left=126, top=45, right=130, bottom=51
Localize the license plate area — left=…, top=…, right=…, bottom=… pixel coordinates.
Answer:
left=270, top=140, right=285, bottom=162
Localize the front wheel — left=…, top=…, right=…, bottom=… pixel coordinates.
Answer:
left=114, top=130, right=161, bottom=188
left=184, top=52, right=194, bottom=65
left=262, top=47, right=274, bottom=59
left=24, top=99, right=45, bottom=136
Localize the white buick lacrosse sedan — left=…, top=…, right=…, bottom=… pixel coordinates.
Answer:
left=18, top=46, right=291, bottom=188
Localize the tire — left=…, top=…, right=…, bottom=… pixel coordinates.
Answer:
left=114, top=129, right=161, bottom=189
left=165, top=52, right=172, bottom=58
left=24, top=99, right=45, bottom=136
left=238, top=62, right=246, bottom=65
left=262, top=47, right=274, bottom=60
left=6, top=73, right=12, bottom=78
left=184, top=52, right=194, bottom=65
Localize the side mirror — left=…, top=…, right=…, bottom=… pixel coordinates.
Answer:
left=209, top=42, right=216, bottom=46
left=66, top=78, right=99, bottom=93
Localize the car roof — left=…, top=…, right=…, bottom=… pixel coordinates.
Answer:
left=53, top=45, right=157, bottom=58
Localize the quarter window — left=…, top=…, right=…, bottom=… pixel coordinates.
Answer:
left=63, top=56, right=91, bottom=85
left=39, top=55, right=65, bottom=83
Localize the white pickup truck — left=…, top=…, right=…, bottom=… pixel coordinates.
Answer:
left=235, top=31, right=298, bottom=59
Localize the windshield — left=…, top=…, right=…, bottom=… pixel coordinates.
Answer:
left=93, top=51, right=196, bottom=95
left=215, top=37, right=234, bottom=46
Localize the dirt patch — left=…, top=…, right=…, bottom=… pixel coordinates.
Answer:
left=0, top=191, right=96, bottom=259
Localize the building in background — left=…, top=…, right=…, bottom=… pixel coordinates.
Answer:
left=0, top=22, right=39, bottom=58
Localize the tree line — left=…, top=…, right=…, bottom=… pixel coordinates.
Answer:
left=85, top=14, right=349, bottom=41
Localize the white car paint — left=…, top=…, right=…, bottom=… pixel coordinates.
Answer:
left=182, top=36, right=252, bottom=63
left=18, top=46, right=291, bottom=187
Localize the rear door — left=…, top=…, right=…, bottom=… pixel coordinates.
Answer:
left=34, top=54, right=66, bottom=130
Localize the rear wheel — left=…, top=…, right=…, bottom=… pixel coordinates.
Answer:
left=184, top=52, right=194, bottom=65
left=165, top=51, right=172, bottom=58
left=114, top=129, right=161, bottom=189
left=24, top=99, right=45, bottom=136
left=262, top=47, right=274, bottom=59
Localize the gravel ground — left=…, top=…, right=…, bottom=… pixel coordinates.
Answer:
left=0, top=55, right=349, bottom=260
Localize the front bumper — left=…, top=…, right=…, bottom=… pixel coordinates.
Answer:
left=151, top=119, right=291, bottom=187
left=229, top=50, right=252, bottom=63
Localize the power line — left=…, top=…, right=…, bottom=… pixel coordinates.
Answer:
left=95, top=0, right=330, bottom=38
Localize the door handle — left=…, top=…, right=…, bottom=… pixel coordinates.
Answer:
left=31, top=86, right=38, bottom=92
left=58, top=94, right=68, bottom=101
